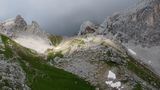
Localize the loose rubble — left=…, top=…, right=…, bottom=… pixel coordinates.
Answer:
left=0, top=56, right=29, bottom=90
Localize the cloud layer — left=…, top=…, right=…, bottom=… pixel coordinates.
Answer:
left=0, top=0, right=138, bottom=36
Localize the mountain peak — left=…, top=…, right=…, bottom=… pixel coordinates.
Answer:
left=0, top=15, right=46, bottom=37
left=15, top=15, right=23, bottom=20
left=14, top=15, right=27, bottom=30
left=78, top=21, right=97, bottom=36
left=31, top=21, right=39, bottom=28
left=26, top=21, right=42, bottom=34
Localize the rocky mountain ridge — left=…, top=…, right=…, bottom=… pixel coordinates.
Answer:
left=0, top=15, right=53, bottom=53
left=0, top=15, right=47, bottom=38
left=79, top=0, right=160, bottom=47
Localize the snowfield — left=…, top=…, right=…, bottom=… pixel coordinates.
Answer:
left=105, top=81, right=121, bottom=89
left=14, top=35, right=53, bottom=53
left=108, top=71, right=116, bottom=79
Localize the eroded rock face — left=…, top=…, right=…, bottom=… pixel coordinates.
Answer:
left=78, top=0, right=160, bottom=47
left=103, top=0, right=160, bottom=47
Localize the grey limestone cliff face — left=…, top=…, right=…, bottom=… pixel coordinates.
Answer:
left=79, top=0, right=160, bottom=47
left=103, top=0, right=160, bottom=47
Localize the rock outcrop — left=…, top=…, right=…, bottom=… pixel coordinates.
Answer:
left=14, top=15, right=27, bottom=31
left=78, top=21, right=98, bottom=36
left=0, top=56, right=29, bottom=90
left=104, top=0, right=160, bottom=47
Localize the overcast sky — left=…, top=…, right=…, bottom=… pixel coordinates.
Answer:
left=0, top=0, right=138, bottom=36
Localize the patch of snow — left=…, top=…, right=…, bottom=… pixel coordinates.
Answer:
left=105, top=81, right=121, bottom=89
left=106, top=70, right=122, bottom=89
left=14, top=35, right=53, bottom=53
left=105, top=81, right=112, bottom=85
left=108, top=70, right=116, bottom=79
left=111, top=81, right=121, bottom=88
left=128, top=48, right=137, bottom=55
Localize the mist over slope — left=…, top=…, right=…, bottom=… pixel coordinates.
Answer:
left=0, top=15, right=53, bottom=53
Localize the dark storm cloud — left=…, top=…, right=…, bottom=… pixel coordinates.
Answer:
left=0, top=0, right=138, bottom=36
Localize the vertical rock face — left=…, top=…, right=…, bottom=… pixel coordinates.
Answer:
left=103, top=0, right=160, bottom=46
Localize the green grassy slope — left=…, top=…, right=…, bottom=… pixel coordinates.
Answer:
left=1, top=35, right=95, bottom=90
left=49, top=35, right=63, bottom=46
left=126, top=55, right=160, bottom=89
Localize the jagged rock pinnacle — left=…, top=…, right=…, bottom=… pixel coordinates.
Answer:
left=0, top=15, right=46, bottom=38
left=14, top=15, right=27, bottom=30
left=78, top=21, right=97, bottom=36
left=31, top=21, right=40, bottom=29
